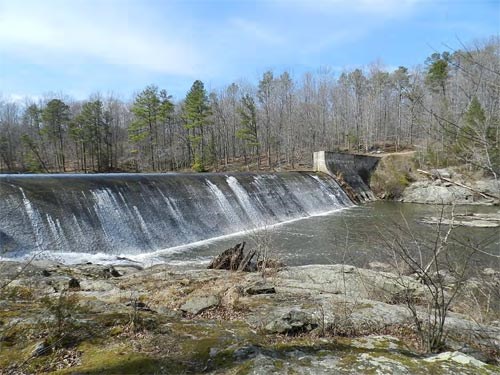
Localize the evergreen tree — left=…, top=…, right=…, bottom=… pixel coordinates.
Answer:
left=129, top=85, right=173, bottom=171
left=425, top=52, right=450, bottom=96
left=456, top=96, right=498, bottom=174
left=183, top=80, right=211, bottom=171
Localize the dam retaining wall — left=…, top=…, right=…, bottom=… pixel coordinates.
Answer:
left=313, top=151, right=380, bottom=201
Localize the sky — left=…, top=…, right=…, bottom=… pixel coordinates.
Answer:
left=0, top=0, right=499, bottom=101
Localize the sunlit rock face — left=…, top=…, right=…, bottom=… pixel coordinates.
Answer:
left=0, top=172, right=353, bottom=257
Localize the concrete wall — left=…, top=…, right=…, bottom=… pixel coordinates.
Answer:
left=313, top=151, right=380, bottom=201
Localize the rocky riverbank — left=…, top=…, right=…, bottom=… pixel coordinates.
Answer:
left=397, top=165, right=499, bottom=205
left=369, top=152, right=499, bottom=205
left=402, top=173, right=499, bottom=205
left=0, top=260, right=499, bottom=374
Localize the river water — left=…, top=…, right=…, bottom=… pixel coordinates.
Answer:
left=141, top=202, right=500, bottom=270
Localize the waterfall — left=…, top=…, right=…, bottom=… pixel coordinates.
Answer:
left=0, top=172, right=354, bottom=258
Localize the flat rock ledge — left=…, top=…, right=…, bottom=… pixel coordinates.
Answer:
left=402, top=177, right=499, bottom=205
left=421, top=211, right=500, bottom=228
left=1, top=261, right=499, bottom=374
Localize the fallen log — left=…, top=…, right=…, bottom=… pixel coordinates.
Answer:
left=417, top=169, right=499, bottom=200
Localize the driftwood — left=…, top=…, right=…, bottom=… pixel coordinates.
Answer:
left=208, top=242, right=284, bottom=272
left=238, top=248, right=257, bottom=271
left=417, top=169, right=499, bottom=200
left=335, top=172, right=360, bottom=203
left=208, top=242, right=257, bottom=271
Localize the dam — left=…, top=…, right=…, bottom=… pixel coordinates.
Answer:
left=0, top=172, right=354, bottom=260
left=313, top=151, right=380, bottom=201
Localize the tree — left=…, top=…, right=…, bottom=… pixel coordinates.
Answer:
left=258, top=71, right=275, bottom=166
left=0, top=36, right=497, bottom=174
left=183, top=80, right=211, bottom=171
left=392, top=66, right=411, bottom=150
left=237, top=94, right=260, bottom=168
left=347, top=69, right=367, bottom=151
left=129, top=85, right=173, bottom=171
left=425, top=52, right=450, bottom=96
left=276, top=72, right=295, bottom=166
left=456, top=96, right=499, bottom=177
left=41, top=99, right=70, bottom=172
left=71, top=100, right=113, bottom=172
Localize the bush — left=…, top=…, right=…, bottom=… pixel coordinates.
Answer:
left=371, top=154, right=415, bottom=199
left=191, top=159, right=206, bottom=173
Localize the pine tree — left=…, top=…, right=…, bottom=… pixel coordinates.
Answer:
left=129, top=85, right=173, bottom=171
left=183, top=80, right=211, bottom=171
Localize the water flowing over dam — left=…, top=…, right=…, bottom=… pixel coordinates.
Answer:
left=0, top=172, right=353, bottom=259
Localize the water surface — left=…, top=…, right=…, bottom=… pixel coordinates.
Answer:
left=152, top=202, right=500, bottom=270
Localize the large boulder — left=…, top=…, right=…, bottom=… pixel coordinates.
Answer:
left=264, top=308, right=318, bottom=334
left=180, top=294, right=220, bottom=315
left=402, top=181, right=473, bottom=204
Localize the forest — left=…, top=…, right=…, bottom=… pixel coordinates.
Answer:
left=0, top=37, right=498, bottom=176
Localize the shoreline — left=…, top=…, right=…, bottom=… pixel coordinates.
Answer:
left=1, top=259, right=498, bottom=374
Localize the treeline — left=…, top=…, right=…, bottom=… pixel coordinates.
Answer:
left=0, top=37, right=498, bottom=175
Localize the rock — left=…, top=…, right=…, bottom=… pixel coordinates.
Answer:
left=446, top=340, right=492, bottom=363
left=274, top=265, right=423, bottom=300
left=68, top=277, right=80, bottom=290
left=368, top=262, right=394, bottom=273
left=41, top=269, right=51, bottom=277
left=103, top=266, right=121, bottom=278
left=431, top=270, right=457, bottom=285
left=473, top=180, right=500, bottom=197
left=431, top=168, right=452, bottom=179
left=245, top=282, right=276, bottom=295
left=78, top=279, right=117, bottom=292
left=482, top=268, right=498, bottom=277
left=180, top=294, right=220, bottom=315
left=421, top=213, right=500, bottom=228
left=32, top=340, right=51, bottom=357
left=156, top=306, right=183, bottom=319
left=264, top=309, right=318, bottom=334
left=424, top=351, right=488, bottom=368
left=233, top=345, right=262, bottom=361
left=126, top=301, right=153, bottom=312
left=221, top=286, right=243, bottom=308
left=402, top=182, right=473, bottom=204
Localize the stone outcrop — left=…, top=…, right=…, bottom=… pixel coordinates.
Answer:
left=401, top=167, right=499, bottom=205
left=1, top=261, right=499, bottom=374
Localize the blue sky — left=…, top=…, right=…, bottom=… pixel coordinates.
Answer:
left=0, top=0, right=498, bottom=101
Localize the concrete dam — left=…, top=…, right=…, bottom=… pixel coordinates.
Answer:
left=314, top=151, right=380, bottom=201
left=0, top=171, right=356, bottom=259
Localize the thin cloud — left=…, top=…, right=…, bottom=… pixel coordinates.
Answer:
left=0, top=1, right=200, bottom=76
left=271, top=0, right=418, bottom=16
left=229, top=18, right=285, bottom=46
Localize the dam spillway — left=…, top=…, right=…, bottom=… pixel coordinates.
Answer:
left=0, top=172, right=354, bottom=259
